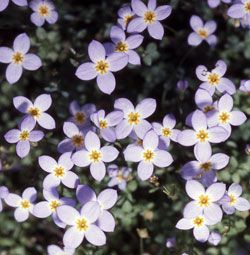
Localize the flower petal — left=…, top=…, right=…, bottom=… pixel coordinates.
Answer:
left=75, top=62, right=97, bottom=81
left=4, top=129, right=20, bottom=143
left=13, top=33, right=30, bottom=54
left=90, top=161, right=106, bottom=181
left=136, top=98, right=156, bottom=118
left=186, top=180, right=205, bottom=200
left=188, top=32, right=202, bottom=46
left=100, top=146, right=119, bottom=163
left=23, top=53, right=42, bottom=70
left=193, top=226, right=209, bottom=243
left=127, top=17, right=147, bottom=33
left=107, top=53, right=128, bottom=72
left=148, top=21, right=164, bottom=40
left=6, top=63, right=23, bottom=84
left=63, top=226, right=84, bottom=249
left=137, top=161, right=154, bottom=180
left=97, top=210, right=115, bottom=232
left=57, top=205, right=80, bottom=225
left=176, top=218, right=193, bottom=230
left=183, top=201, right=202, bottom=218
left=97, top=72, right=116, bottom=95
left=16, top=141, right=30, bottom=158
left=72, top=150, right=91, bottom=167
left=124, top=145, right=143, bottom=162
left=206, top=183, right=226, bottom=202
left=13, top=96, right=32, bottom=113
left=230, top=111, right=247, bottom=126
left=228, top=183, right=242, bottom=197
left=0, top=47, right=13, bottom=63
left=143, top=130, right=158, bottom=150
left=98, top=189, right=117, bottom=210
left=153, top=150, right=173, bottom=168
left=155, top=5, right=172, bottom=20
left=39, top=155, right=57, bottom=173
left=131, top=0, right=147, bottom=16
left=62, top=171, right=79, bottom=189
left=177, top=130, right=197, bottom=146
left=85, top=225, right=106, bottom=246
left=88, top=40, right=106, bottom=63
left=210, top=153, right=229, bottom=170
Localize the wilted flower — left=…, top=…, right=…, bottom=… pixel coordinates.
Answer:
left=220, top=183, right=250, bottom=214
left=114, top=98, right=156, bottom=139
left=30, top=0, right=58, bottom=27
left=13, top=94, right=55, bottom=130
left=0, top=0, right=27, bottom=12
left=208, top=231, right=221, bottom=246
left=72, top=131, right=119, bottom=181
left=77, top=185, right=118, bottom=232
left=105, top=25, right=144, bottom=65
left=91, top=109, right=124, bottom=143
left=124, top=130, right=173, bottom=180
left=107, top=164, right=132, bottom=190
left=0, top=186, right=9, bottom=212
left=33, top=188, right=76, bottom=228
left=207, top=0, right=231, bottom=8
left=177, top=80, right=189, bottom=91
left=5, top=187, right=37, bottom=222
left=239, top=80, right=250, bottom=93
left=75, top=40, right=128, bottom=95
left=181, top=145, right=229, bottom=187
left=177, top=110, right=228, bottom=153
left=47, top=245, right=75, bottom=255
left=4, top=117, right=44, bottom=158
left=0, top=33, right=42, bottom=84
left=117, top=4, right=135, bottom=30
left=152, top=114, right=180, bottom=149
left=183, top=180, right=226, bottom=224
left=39, top=152, right=79, bottom=189
left=127, top=0, right=172, bottom=40
left=188, top=15, right=217, bottom=46
left=57, top=202, right=106, bottom=248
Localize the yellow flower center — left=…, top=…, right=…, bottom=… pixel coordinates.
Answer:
left=19, top=130, right=30, bottom=141
left=115, top=41, right=129, bottom=53
left=72, top=134, right=84, bottom=147
left=200, top=162, right=212, bottom=172
left=203, top=105, right=214, bottom=113
left=20, top=199, right=31, bottom=209
left=76, top=218, right=89, bottom=232
left=99, top=119, right=108, bottom=129
left=142, top=149, right=155, bottom=162
left=197, top=28, right=208, bottom=39
left=124, top=14, right=133, bottom=26
left=218, top=111, right=230, bottom=124
left=198, top=194, right=210, bottom=207
left=49, top=200, right=61, bottom=212
left=207, top=73, right=220, bottom=86
left=95, top=60, right=109, bottom=75
left=116, top=171, right=124, bottom=182
left=144, top=11, right=156, bottom=24
left=28, top=107, right=41, bottom=119
left=162, top=127, right=172, bottom=137
left=53, top=166, right=65, bottom=178
left=74, top=112, right=86, bottom=125
left=229, top=194, right=237, bottom=206
left=196, top=130, right=209, bottom=143
left=12, top=52, right=24, bottom=65
left=193, top=216, right=205, bottom=227
left=128, top=112, right=140, bottom=125
left=38, top=4, right=50, bottom=17
left=89, top=150, right=102, bottom=162
left=244, top=2, right=250, bottom=13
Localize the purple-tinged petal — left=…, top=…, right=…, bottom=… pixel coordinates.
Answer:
left=193, top=226, right=209, bottom=243
left=205, top=35, right=217, bottom=46
left=20, top=116, right=36, bottom=131
left=62, top=171, right=79, bottom=189
left=98, top=189, right=117, bottom=210
left=5, top=194, right=21, bottom=207
left=97, top=72, right=116, bottom=95
left=195, top=89, right=213, bottom=110
left=12, top=0, right=27, bottom=6
left=222, top=203, right=235, bottom=215
left=210, top=153, right=229, bottom=170
left=90, top=161, right=106, bottom=181
left=190, top=15, right=203, bottom=31
left=13, top=96, right=32, bottom=113
left=194, top=142, right=211, bottom=159
left=163, top=114, right=176, bottom=129
left=228, top=183, right=242, bottom=197
left=218, top=94, right=233, bottom=112
left=0, top=0, right=9, bottom=12
left=148, top=0, right=156, bottom=10
left=16, top=141, right=30, bottom=158
left=208, top=231, right=221, bottom=246
left=57, top=205, right=80, bottom=225
left=201, top=171, right=216, bottom=187
left=101, top=128, right=116, bottom=143
left=227, top=4, right=245, bottom=18
left=230, top=111, right=246, bottom=126
left=206, top=183, right=226, bottom=202
left=148, top=21, right=164, bottom=40
left=124, top=145, right=143, bottom=162
left=63, top=122, right=79, bottom=138
left=47, top=245, right=63, bottom=255
left=136, top=98, right=156, bottom=118
left=107, top=53, right=128, bottom=72
left=33, top=201, right=51, bottom=218
left=196, top=65, right=208, bottom=81
left=39, top=155, right=57, bottom=173
left=6, top=63, right=23, bottom=84
left=101, top=146, right=119, bottom=163
left=34, top=94, right=52, bottom=111
left=72, top=150, right=91, bottom=167
left=14, top=208, right=29, bottom=222
left=188, top=32, right=203, bottom=46
left=46, top=11, right=58, bottom=24
left=181, top=161, right=201, bottom=180
left=153, top=150, right=173, bottom=168
left=176, top=218, right=193, bottom=230
left=155, top=5, right=172, bottom=20
left=43, top=174, right=61, bottom=189
left=85, top=131, right=100, bottom=150
left=217, top=78, right=236, bottom=95
left=58, top=139, right=74, bottom=153
left=131, top=0, right=147, bottom=16
left=110, top=25, right=125, bottom=43
left=4, top=129, right=20, bottom=143
left=29, top=131, right=44, bottom=142
left=177, top=130, right=197, bottom=146
left=75, top=62, right=97, bottom=81
left=76, top=185, right=96, bottom=205
left=194, top=142, right=212, bottom=162
left=13, top=33, right=30, bottom=54
left=59, top=152, right=74, bottom=170
left=191, top=110, right=207, bottom=131
left=137, top=161, right=154, bottom=180
left=115, top=120, right=133, bottom=139
left=183, top=201, right=202, bottom=218
left=63, top=226, right=84, bottom=249
left=128, top=50, right=141, bottom=65
left=22, top=187, right=37, bottom=202
left=85, top=225, right=106, bottom=246
left=127, top=17, right=147, bottom=33
left=23, top=53, right=41, bottom=70
left=80, top=201, right=100, bottom=223
left=114, top=98, right=134, bottom=114
left=186, top=180, right=205, bottom=200
left=143, top=130, right=158, bottom=150
left=235, top=197, right=250, bottom=211
left=0, top=47, right=13, bottom=63
left=97, top=210, right=115, bottom=232
left=208, top=126, right=228, bottom=143
left=204, top=203, right=223, bottom=224
left=31, top=12, right=45, bottom=27
left=88, top=40, right=106, bottom=63
left=134, top=120, right=152, bottom=138
left=208, top=0, right=220, bottom=8
left=213, top=60, right=227, bottom=77
left=126, top=34, right=144, bottom=49
left=106, top=111, right=123, bottom=126
left=204, top=21, right=217, bottom=34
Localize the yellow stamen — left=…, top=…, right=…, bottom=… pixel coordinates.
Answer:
left=72, top=134, right=84, bottom=148
left=89, top=150, right=102, bottom=162
left=162, top=127, right=172, bottom=137
left=198, top=194, right=210, bottom=207
left=76, top=218, right=89, bottom=232
left=196, top=130, right=209, bottom=143
left=203, top=105, right=214, bottom=113
left=28, top=107, right=41, bottom=119
left=12, top=52, right=24, bottom=65
left=207, top=73, right=220, bottom=86
left=38, top=4, right=50, bottom=17
left=74, top=112, right=86, bottom=125
left=142, top=149, right=155, bottom=162
left=229, top=194, right=237, bottom=206
left=128, top=112, right=140, bottom=125
left=244, top=2, right=250, bottom=13
left=124, top=14, right=133, bottom=26
left=115, top=41, right=129, bottom=53
left=200, top=162, right=212, bottom=172
left=144, top=11, right=156, bottom=24
left=20, top=199, right=31, bottom=209
left=19, top=130, right=30, bottom=141
left=218, top=111, right=230, bottom=124
left=197, top=28, right=208, bottom=39
left=99, top=119, right=108, bottom=129
left=95, top=60, right=109, bottom=75
left=49, top=200, right=61, bottom=212
left=193, top=216, right=205, bottom=227
left=53, top=166, right=65, bottom=178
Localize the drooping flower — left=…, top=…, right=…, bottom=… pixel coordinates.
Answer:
left=47, top=245, right=75, bottom=255
left=68, top=101, right=96, bottom=128
left=5, top=187, right=37, bottom=222
left=227, top=1, right=250, bottom=23
left=30, top=0, right=58, bottom=27
left=188, top=15, right=217, bottom=46
left=0, top=0, right=27, bottom=12
left=91, top=109, right=123, bottom=143
left=183, top=180, right=226, bottom=224
left=4, top=117, right=44, bottom=158
left=195, top=89, right=217, bottom=115
left=107, top=164, right=132, bottom=190
left=57, top=122, right=88, bottom=153
left=239, top=80, right=250, bottom=93
left=72, top=131, right=119, bottom=181
left=0, top=186, right=9, bottom=212
left=176, top=80, right=189, bottom=92
left=219, top=183, right=250, bottom=214
left=105, top=25, right=143, bottom=65
left=39, top=152, right=79, bottom=189
left=77, top=185, right=118, bottom=232
left=207, top=0, right=231, bottom=9
left=33, top=188, right=76, bottom=228
left=114, top=98, right=156, bottom=139
left=0, top=33, right=42, bottom=84
left=152, top=114, right=180, bottom=149
left=13, top=94, right=55, bottom=130
left=208, top=231, right=221, bottom=246
left=176, top=213, right=214, bottom=243
left=207, top=94, right=247, bottom=136
left=57, top=202, right=106, bottom=248
left=75, top=40, right=128, bottom=95
left=181, top=145, right=229, bottom=187
left=196, top=60, right=236, bottom=95
left=117, top=4, right=135, bottom=30
left=124, top=130, right=173, bottom=180
left=127, top=0, right=172, bottom=40
left=177, top=110, right=228, bottom=153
